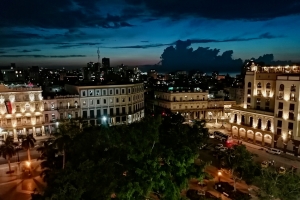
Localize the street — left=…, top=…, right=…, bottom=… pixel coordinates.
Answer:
left=0, top=147, right=41, bottom=166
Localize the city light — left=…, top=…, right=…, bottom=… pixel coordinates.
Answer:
left=102, top=116, right=107, bottom=121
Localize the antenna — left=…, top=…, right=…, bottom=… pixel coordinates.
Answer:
left=97, top=47, right=100, bottom=63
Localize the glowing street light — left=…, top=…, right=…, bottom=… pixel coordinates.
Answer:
left=218, top=170, right=222, bottom=183
left=102, top=116, right=107, bottom=121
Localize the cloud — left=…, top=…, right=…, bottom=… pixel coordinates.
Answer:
left=108, top=43, right=170, bottom=49
left=0, top=51, right=6, bottom=54
left=53, top=42, right=102, bottom=49
left=0, top=54, right=86, bottom=58
left=126, top=0, right=300, bottom=20
left=141, top=41, right=149, bottom=43
left=108, top=32, right=280, bottom=49
left=18, top=49, right=41, bottom=53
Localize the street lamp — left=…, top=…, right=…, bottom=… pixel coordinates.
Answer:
left=221, top=116, right=225, bottom=129
left=218, top=170, right=222, bottom=183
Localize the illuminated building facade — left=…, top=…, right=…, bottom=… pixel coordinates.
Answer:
left=151, top=87, right=235, bottom=121
left=230, top=63, right=300, bottom=155
left=65, top=83, right=144, bottom=125
left=0, top=84, right=44, bottom=141
left=43, top=95, right=80, bottom=134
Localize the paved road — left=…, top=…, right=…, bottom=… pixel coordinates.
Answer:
left=0, top=147, right=41, bottom=166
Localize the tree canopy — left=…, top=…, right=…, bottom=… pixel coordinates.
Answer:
left=35, top=115, right=208, bottom=200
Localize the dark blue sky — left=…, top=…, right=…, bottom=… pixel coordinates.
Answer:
left=1, top=0, right=300, bottom=72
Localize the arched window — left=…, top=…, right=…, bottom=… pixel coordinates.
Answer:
left=266, top=83, right=271, bottom=89
left=266, top=120, right=271, bottom=131
left=257, top=118, right=262, bottom=129
left=279, top=84, right=284, bottom=91
left=249, top=117, right=253, bottom=126
left=291, top=84, right=296, bottom=92
left=257, top=82, right=262, bottom=88
left=248, top=82, right=251, bottom=88
left=241, top=115, right=245, bottom=124
left=234, top=114, right=237, bottom=123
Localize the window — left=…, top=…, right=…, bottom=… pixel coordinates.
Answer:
left=248, top=82, right=251, bottom=88
left=278, top=102, right=283, bottom=109
left=110, top=108, right=114, bottom=115
left=27, top=117, right=31, bottom=123
left=279, top=84, right=284, bottom=91
left=122, top=107, right=125, bottom=114
left=116, top=98, right=119, bottom=103
left=75, top=112, right=78, bottom=118
left=265, top=99, right=270, bottom=107
left=257, top=82, right=262, bottom=88
left=103, top=109, right=107, bottom=115
left=103, top=90, right=106, bottom=95
left=103, top=99, right=107, bottom=104
left=97, top=99, right=100, bottom=104
left=247, top=97, right=251, bottom=103
left=289, top=112, right=294, bottom=120
left=129, top=106, right=132, bottom=113
left=83, top=111, right=87, bottom=118
left=116, top=108, right=120, bottom=115
left=277, top=120, right=282, bottom=127
left=89, top=90, right=93, bottom=96
left=289, top=104, right=295, bottom=111
left=16, top=105, right=20, bottom=112
left=277, top=110, right=283, bottom=118
left=128, top=97, right=131, bottom=102
left=97, top=109, right=101, bottom=116
left=290, top=93, right=295, bottom=101
left=247, top=89, right=251, bottom=95
left=96, top=90, right=100, bottom=96
left=116, top=90, right=119, bottom=95
left=277, top=128, right=282, bottom=135
left=128, top=88, right=131, bottom=93
left=110, top=90, right=113, bottom=95
left=288, top=122, right=293, bottom=130
left=122, top=89, right=125, bottom=94
left=291, top=84, right=296, bottom=92
left=266, top=83, right=271, bottom=89
left=257, top=90, right=261, bottom=95
left=90, top=110, right=94, bottom=118
left=82, top=91, right=86, bottom=96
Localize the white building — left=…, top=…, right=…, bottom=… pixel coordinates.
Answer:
left=230, top=64, right=300, bottom=155
left=65, top=83, right=145, bottom=125
left=0, top=84, right=44, bottom=141
left=150, top=87, right=235, bottom=121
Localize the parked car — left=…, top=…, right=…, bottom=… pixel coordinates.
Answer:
left=219, top=147, right=228, bottom=152
left=215, top=144, right=223, bottom=149
left=199, top=143, right=207, bottom=150
left=209, top=133, right=215, bottom=138
left=266, top=148, right=281, bottom=155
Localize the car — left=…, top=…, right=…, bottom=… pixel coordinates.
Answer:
left=266, top=148, right=281, bottom=155
left=209, top=133, right=215, bottom=138
left=215, top=144, right=223, bottom=149
left=219, top=147, right=228, bottom=152
left=278, top=166, right=286, bottom=174
left=261, top=161, right=269, bottom=168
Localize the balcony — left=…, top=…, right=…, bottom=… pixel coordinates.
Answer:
left=290, top=98, right=297, bottom=102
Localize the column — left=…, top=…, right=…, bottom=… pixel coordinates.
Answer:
left=13, top=129, right=17, bottom=140
left=33, top=127, right=36, bottom=135
left=41, top=126, right=45, bottom=136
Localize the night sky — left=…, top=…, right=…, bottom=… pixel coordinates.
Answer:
left=1, top=0, right=300, bottom=72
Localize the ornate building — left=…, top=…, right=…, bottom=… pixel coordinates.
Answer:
left=230, top=63, right=300, bottom=155
left=43, top=95, right=80, bottom=134
left=0, top=84, right=44, bottom=141
left=65, top=83, right=144, bottom=125
left=149, top=87, right=235, bottom=121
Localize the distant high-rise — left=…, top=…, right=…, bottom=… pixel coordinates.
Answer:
left=102, top=58, right=110, bottom=68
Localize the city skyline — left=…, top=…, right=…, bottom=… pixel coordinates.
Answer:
left=1, top=1, right=300, bottom=72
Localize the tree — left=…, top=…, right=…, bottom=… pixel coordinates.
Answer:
left=37, top=115, right=208, bottom=199
left=21, top=134, right=36, bottom=162
left=220, top=144, right=255, bottom=192
left=0, top=136, right=16, bottom=173
left=53, top=119, right=81, bottom=169
left=255, top=167, right=300, bottom=200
